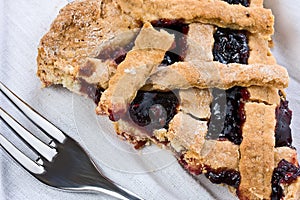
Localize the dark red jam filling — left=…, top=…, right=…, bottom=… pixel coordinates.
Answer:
left=129, top=90, right=179, bottom=132
left=222, top=0, right=250, bottom=7
left=151, top=19, right=189, bottom=66
left=271, top=159, right=300, bottom=200
left=78, top=78, right=104, bottom=104
left=179, top=154, right=203, bottom=175
left=275, top=93, right=293, bottom=147
left=96, top=40, right=135, bottom=64
left=213, top=28, right=249, bottom=64
left=205, top=167, right=241, bottom=188
left=119, top=132, right=148, bottom=149
left=179, top=155, right=241, bottom=188
left=207, top=87, right=249, bottom=145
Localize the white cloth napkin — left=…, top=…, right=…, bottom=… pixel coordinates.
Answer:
left=0, top=0, right=299, bottom=200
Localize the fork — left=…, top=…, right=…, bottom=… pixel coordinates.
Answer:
left=0, top=82, right=143, bottom=200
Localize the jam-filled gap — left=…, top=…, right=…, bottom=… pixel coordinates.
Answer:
left=205, top=87, right=293, bottom=147
left=179, top=154, right=241, bottom=188
left=206, top=87, right=249, bottom=145
left=271, top=159, right=300, bottom=200
left=95, top=31, right=139, bottom=65
left=151, top=19, right=189, bottom=66
left=95, top=19, right=190, bottom=67
left=210, top=24, right=250, bottom=144
left=128, top=90, right=180, bottom=135
left=275, top=91, right=293, bottom=148
left=204, top=167, right=241, bottom=188
left=222, top=0, right=250, bottom=7
left=213, top=28, right=249, bottom=64
left=109, top=90, right=179, bottom=148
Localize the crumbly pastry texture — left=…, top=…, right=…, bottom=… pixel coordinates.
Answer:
left=37, top=0, right=300, bottom=199
left=117, top=0, right=274, bottom=36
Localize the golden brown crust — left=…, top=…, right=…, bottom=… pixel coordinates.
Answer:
left=239, top=103, right=276, bottom=199
left=117, top=0, right=274, bottom=36
left=247, top=86, right=280, bottom=105
left=97, top=23, right=174, bottom=115
left=74, top=62, right=287, bottom=96
left=37, top=0, right=140, bottom=90
left=186, top=23, right=275, bottom=65
left=37, top=1, right=281, bottom=94
left=178, top=88, right=212, bottom=119
left=248, top=33, right=276, bottom=65
left=249, top=0, right=264, bottom=7
left=77, top=57, right=111, bottom=89
left=194, top=140, right=239, bottom=170
left=146, top=61, right=289, bottom=90
left=132, top=22, right=174, bottom=51
left=166, top=112, right=207, bottom=152
left=185, top=23, right=215, bottom=62
left=114, top=118, right=150, bottom=142
left=67, top=21, right=277, bottom=95
left=76, top=29, right=139, bottom=90
left=97, top=49, right=166, bottom=115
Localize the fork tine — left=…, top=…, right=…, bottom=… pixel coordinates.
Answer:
left=0, top=107, right=57, bottom=162
left=0, top=133, right=45, bottom=174
left=0, top=82, right=66, bottom=143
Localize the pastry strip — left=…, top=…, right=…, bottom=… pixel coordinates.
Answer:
left=248, top=34, right=276, bottom=65
left=74, top=59, right=288, bottom=95
left=146, top=61, right=289, bottom=90
left=239, top=103, right=276, bottom=199
left=98, top=23, right=174, bottom=116
left=247, top=86, right=280, bottom=105
left=185, top=23, right=215, bottom=62
left=117, top=0, right=274, bottom=36
left=178, top=88, right=212, bottom=119
left=249, top=0, right=264, bottom=7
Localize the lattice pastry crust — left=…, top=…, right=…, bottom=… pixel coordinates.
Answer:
left=37, top=0, right=299, bottom=199
left=37, top=0, right=280, bottom=93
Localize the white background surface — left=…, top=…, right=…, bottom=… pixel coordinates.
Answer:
left=0, top=0, right=299, bottom=199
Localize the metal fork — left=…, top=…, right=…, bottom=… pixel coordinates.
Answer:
left=0, top=82, right=143, bottom=200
